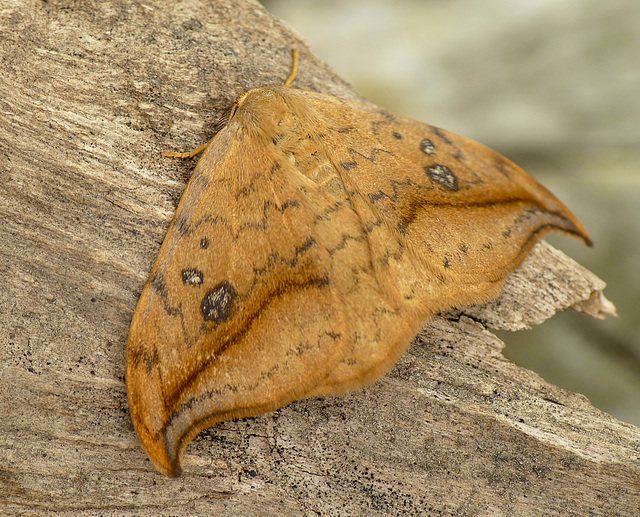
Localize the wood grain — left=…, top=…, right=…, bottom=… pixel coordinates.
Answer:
left=0, top=1, right=633, bottom=515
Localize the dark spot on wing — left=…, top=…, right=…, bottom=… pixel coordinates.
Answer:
left=420, top=139, right=436, bottom=156
left=182, top=268, right=204, bottom=286
left=201, top=281, right=237, bottom=324
left=426, top=165, right=459, bottom=191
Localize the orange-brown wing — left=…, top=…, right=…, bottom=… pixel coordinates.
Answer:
left=125, top=93, right=425, bottom=477
left=304, top=89, right=592, bottom=302
left=279, top=89, right=591, bottom=394
left=126, top=123, right=341, bottom=476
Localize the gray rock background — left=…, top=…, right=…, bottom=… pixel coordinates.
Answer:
left=263, top=0, right=640, bottom=425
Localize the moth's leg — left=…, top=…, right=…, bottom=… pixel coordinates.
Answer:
left=162, top=139, right=212, bottom=159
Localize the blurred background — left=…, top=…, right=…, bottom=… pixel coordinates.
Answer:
left=261, top=0, right=640, bottom=426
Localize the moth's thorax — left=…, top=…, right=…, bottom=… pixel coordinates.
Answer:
left=232, top=86, right=313, bottom=140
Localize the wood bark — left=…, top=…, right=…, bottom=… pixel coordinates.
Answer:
left=0, top=1, right=633, bottom=515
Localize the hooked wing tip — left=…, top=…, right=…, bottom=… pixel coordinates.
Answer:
left=561, top=211, right=593, bottom=247
left=140, top=430, right=184, bottom=478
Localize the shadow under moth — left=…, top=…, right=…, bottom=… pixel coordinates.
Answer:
left=126, top=49, right=592, bottom=477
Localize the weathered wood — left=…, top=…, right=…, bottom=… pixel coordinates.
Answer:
left=0, top=1, right=633, bottom=515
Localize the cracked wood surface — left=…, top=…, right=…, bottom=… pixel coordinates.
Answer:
left=0, top=1, right=634, bottom=515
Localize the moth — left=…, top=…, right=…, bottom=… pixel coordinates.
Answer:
left=126, top=49, right=591, bottom=477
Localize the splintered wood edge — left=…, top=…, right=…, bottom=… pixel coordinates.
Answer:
left=443, top=240, right=615, bottom=331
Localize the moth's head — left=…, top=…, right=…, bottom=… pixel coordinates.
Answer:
left=229, top=86, right=311, bottom=138
left=232, top=86, right=293, bottom=119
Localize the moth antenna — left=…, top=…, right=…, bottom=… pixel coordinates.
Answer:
left=283, top=48, right=299, bottom=88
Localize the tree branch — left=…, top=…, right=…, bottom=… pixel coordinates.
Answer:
left=0, top=1, right=631, bottom=515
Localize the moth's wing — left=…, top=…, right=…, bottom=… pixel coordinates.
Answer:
left=306, top=90, right=591, bottom=302
left=125, top=109, right=423, bottom=477
left=291, top=90, right=592, bottom=394
left=126, top=126, right=340, bottom=476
